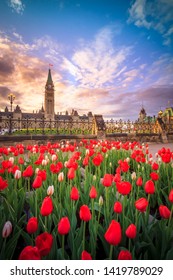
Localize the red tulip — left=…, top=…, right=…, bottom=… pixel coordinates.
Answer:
left=40, top=196, right=53, bottom=216
left=18, top=157, right=24, bottom=164
left=67, top=167, right=75, bottom=180
left=37, top=169, right=47, bottom=181
left=83, top=156, right=89, bottom=166
left=79, top=205, right=92, bottom=221
left=89, top=186, right=97, bottom=199
left=92, top=153, right=103, bottom=166
left=116, top=181, right=132, bottom=195
left=58, top=217, right=70, bottom=235
left=70, top=187, right=80, bottom=200
left=136, top=177, right=143, bottom=187
left=150, top=172, right=159, bottom=181
left=113, top=201, right=122, bottom=214
left=118, top=250, right=132, bottom=260
left=23, top=165, right=34, bottom=177
left=152, top=162, right=159, bottom=170
left=104, top=220, right=122, bottom=246
left=135, top=198, right=148, bottom=212
left=19, top=246, right=41, bottom=260
left=159, top=205, right=171, bottom=219
left=1, top=160, right=13, bottom=169
left=35, top=232, right=53, bottom=257
left=26, top=217, right=38, bottom=234
left=118, top=160, right=130, bottom=172
left=32, top=175, right=42, bottom=189
left=125, top=224, right=137, bottom=239
left=144, top=180, right=155, bottom=194
left=0, top=176, right=8, bottom=191
left=102, top=174, right=114, bottom=187
left=168, top=189, right=173, bottom=203
left=81, top=250, right=92, bottom=260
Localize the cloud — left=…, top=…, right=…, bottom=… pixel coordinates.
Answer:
left=128, top=0, right=173, bottom=45
left=62, top=26, right=131, bottom=88
left=8, top=0, right=25, bottom=14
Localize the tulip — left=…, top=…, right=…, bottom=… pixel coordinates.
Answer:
left=136, top=177, right=143, bottom=187
left=79, top=205, right=92, bottom=222
left=58, top=217, right=71, bottom=235
left=32, top=175, right=42, bottom=189
left=102, top=174, right=113, bottom=187
left=135, top=197, right=148, bottom=212
left=168, top=189, right=173, bottom=203
left=2, top=221, right=12, bottom=238
left=37, top=170, right=47, bottom=181
left=159, top=205, right=171, bottom=219
left=113, top=201, right=122, bottom=214
left=51, top=154, right=57, bottom=161
left=14, top=169, right=21, bottom=179
left=9, top=157, right=14, bottom=164
left=40, top=196, right=53, bottom=216
left=118, top=250, right=132, bottom=260
left=116, top=181, right=132, bottom=195
left=23, top=165, right=34, bottom=177
left=67, top=167, right=75, bottom=180
left=89, top=186, right=97, bottom=199
left=81, top=250, right=92, bottom=260
left=152, top=162, right=159, bottom=170
left=42, top=159, right=48, bottom=166
left=104, top=220, right=122, bottom=259
left=47, top=185, right=54, bottom=196
left=58, top=172, right=64, bottom=182
left=131, top=172, right=136, bottom=180
left=150, top=172, right=159, bottom=181
left=70, top=187, right=80, bottom=200
left=0, top=176, right=8, bottom=191
left=19, top=246, right=41, bottom=260
left=99, top=196, right=104, bottom=206
left=104, top=220, right=122, bottom=246
left=35, top=232, right=53, bottom=257
left=125, top=224, right=137, bottom=239
left=144, top=180, right=155, bottom=194
left=26, top=217, right=38, bottom=234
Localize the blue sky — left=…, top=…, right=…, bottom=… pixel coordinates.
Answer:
left=0, top=0, right=173, bottom=120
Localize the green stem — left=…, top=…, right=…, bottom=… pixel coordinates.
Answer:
left=83, top=221, right=86, bottom=251
left=109, top=245, right=113, bottom=260
left=168, top=204, right=173, bottom=227
left=62, top=235, right=65, bottom=259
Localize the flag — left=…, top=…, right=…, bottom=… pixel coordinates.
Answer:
left=49, top=64, right=53, bottom=67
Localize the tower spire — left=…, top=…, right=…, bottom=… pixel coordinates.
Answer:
left=46, top=68, right=53, bottom=85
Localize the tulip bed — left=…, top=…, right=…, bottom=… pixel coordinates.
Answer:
left=0, top=140, right=173, bottom=260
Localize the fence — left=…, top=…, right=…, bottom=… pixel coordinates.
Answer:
left=0, top=115, right=173, bottom=139
left=0, top=115, right=92, bottom=135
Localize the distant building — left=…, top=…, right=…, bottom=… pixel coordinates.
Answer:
left=158, top=107, right=173, bottom=124
left=138, top=106, right=147, bottom=122
left=0, top=68, right=93, bottom=130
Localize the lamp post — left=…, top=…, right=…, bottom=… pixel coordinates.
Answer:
left=8, top=93, right=15, bottom=112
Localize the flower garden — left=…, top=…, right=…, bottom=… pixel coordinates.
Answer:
left=0, top=140, right=173, bottom=260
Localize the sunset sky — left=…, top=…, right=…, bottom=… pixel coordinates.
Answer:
left=0, top=0, right=173, bottom=120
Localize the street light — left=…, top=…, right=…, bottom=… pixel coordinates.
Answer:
left=8, top=93, right=15, bottom=112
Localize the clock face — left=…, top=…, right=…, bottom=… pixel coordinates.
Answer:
left=48, top=85, right=52, bottom=89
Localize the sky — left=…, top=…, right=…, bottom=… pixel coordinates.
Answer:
left=0, top=0, right=173, bottom=120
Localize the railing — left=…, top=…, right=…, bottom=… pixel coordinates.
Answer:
left=105, top=119, right=160, bottom=134
left=0, top=116, right=92, bottom=135
left=0, top=115, right=172, bottom=137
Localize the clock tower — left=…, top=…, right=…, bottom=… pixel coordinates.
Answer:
left=44, top=68, right=55, bottom=120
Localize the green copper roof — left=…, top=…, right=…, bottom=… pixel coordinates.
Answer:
left=46, top=69, right=53, bottom=84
